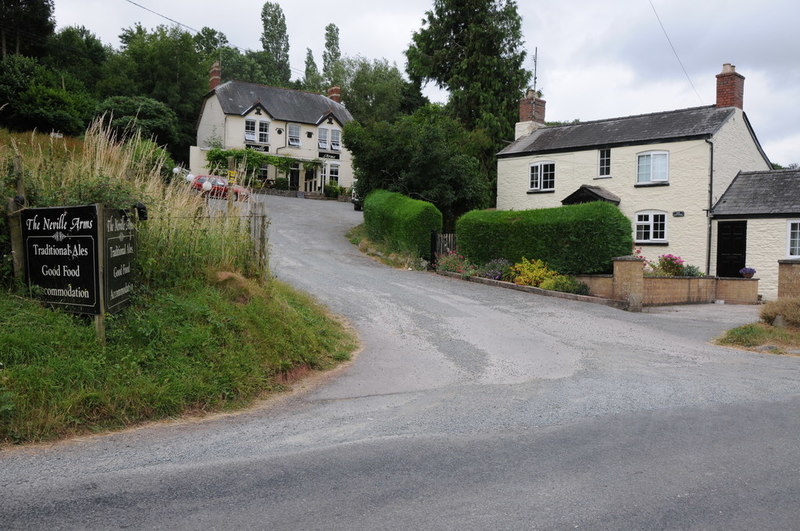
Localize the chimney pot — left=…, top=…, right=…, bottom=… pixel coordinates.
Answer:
left=327, top=86, right=341, bottom=103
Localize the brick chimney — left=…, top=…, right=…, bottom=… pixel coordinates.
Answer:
left=515, top=89, right=546, bottom=139
left=327, top=86, right=341, bottom=103
left=209, top=60, right=221, bottom=91
left=716, top=63, right=744, bottom=109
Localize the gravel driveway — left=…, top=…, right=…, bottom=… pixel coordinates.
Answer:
left=2, top=195, right=798, bottom=530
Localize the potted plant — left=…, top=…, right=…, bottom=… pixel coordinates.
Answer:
left=739, top=267, right=756, bottom=278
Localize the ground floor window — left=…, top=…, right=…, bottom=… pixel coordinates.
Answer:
left=789, top=220, right=800, bottom=257
left=329, top=164, right=339, bottom=185
left=635, top=211, right=667, bottom=242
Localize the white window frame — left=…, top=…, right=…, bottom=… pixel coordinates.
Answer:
left=598, top=148, right=611, bottom=178
left=635, top=210, right=667, bottom=243
left=318, top=127, right=328, bottom=149
left=329, top=164, right=340, bottom=185
left=637, top=151, right=669, bottom=183
left=288, top=124, right=301, bottom=147
left=244, top=119, right=256, bottom=142
left=788, top=220, right=800, bottom=258
left=258, top=120, right=269, bottom=144
left=529, top=161, right=555, bottom=191
left=330, top=129, right=341, bottom=151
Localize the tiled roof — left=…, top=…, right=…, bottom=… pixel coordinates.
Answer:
left=499, top=105, right=736, bottom=157
left=712, top=170, right=800, bottom=216
left=212, top=81, right=354, bottom=125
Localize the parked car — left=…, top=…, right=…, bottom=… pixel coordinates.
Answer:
left=190, top=175, right=250, bottom=201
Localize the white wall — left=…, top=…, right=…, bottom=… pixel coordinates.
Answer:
left=710, top=108, right=772, bottom=202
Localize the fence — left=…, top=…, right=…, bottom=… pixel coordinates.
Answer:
left=431, top=232, right=457, bottom=259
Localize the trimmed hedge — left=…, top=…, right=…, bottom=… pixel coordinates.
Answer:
left=363, top=190, right=443, bottom=260
left=456, top=201, right=632, bottom=274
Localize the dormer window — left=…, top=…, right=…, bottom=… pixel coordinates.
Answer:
left=288, top=124, right=301, bottom=147
left=331, top=129, right=341, bottom=151
left=245, top=118, right=269, bottom=144
left=318, top=128, right=328, bottom=149
left=245, top=119, right=256, bottom=142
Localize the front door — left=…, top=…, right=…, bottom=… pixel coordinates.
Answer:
left=289, top=164, right=300, bottom=191
left=716, top=221, right=747, bottom=277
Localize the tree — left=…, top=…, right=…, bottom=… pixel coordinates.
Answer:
left=340, top=57, right=426, bottom=124
left=322, top=23, right=344, bottom=88
left=405, top=0, right=530, bottom=141
left=260, top=2, right=291, bottom=85
left=0, top=0, right=55, bottom=58
left=96, top=95, right=179, bottom=146
left=43, top=26, right=109, bottom=95
left=193, top=27, right=228, bottom=59
left=302, top=48, right=324, bottom=92
left=344, top=105, right=489, bottom=229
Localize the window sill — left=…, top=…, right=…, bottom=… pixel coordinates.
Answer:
left=527, top=189, right=555, bottom=194
left=594, top=176, right=612, bottom=180
left=635, top=241, right=669, bottom=246
left=634, top=182, right=669, bottom=188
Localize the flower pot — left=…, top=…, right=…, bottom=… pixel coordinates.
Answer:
left=742, top=273, right=754, bottom=278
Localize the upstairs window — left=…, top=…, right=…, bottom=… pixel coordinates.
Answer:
left=598, top=148, right=611, bottom=177
left=637, top=151, right=669, bottom=183
left=288, top=124, right=301, bottom=147
left=789, top=221, right=800, bottom=258
left=244, top=119, right=256, bottom=142
left=258, top=121, right=269, bottom=143
left=636, top=211, right=667, bottom=242
left=318, top=128, right=328, bottom=149
left=331, top=129, right=341, bottom=151
left=529, top=161, right=555, bottom=191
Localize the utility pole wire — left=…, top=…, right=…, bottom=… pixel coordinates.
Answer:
left=649, top=0, right=703, bottom=105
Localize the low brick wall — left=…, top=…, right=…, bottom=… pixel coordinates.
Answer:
left=574, top=274, right=613, bottom=299
left=643, top=277, right=717, bottom=305
left=716, top=278, right=760, bottom=304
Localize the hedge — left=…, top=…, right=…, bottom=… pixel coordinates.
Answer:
left=363, top=190, right=443, bottom=260
left=456, top=201, right=632, bottom=274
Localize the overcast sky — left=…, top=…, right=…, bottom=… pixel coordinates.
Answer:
left=54, top=0, right=799, bottom=165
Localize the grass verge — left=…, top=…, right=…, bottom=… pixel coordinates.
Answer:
left=715, top=322, right=800, bottom=356
left=0, top=277, right=358, bottom=445
left=345, top=224, right=426, bottom=270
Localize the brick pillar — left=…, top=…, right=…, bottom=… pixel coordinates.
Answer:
left=778, top=259, right=800, bottom=299
left=613, top=256, right=645, bottom=312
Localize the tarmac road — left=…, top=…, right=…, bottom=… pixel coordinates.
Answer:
left=2, top=195, right=799, bottom=529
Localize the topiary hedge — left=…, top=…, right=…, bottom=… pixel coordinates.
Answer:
left=363, top=189, right=443, bottom=260
left=456, top=201, right=632, bottom=274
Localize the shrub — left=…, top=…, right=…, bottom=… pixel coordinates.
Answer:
left=363, top=190, right=443, bottom=260
left=274, top=177, right=289, bottom=190
left=508, top=258, right=559, bottom=287
left=477, top=258, right=512, bottom=280
left=540, top=275, right=590, bottom=295
left=651, top=254, right=685, bottom=276
left=323, top=184, right=342, bottom=198
left=435, top=250, right=477, bottom=277
left=456, top=201, right=632, bottom=274
left=760, top=298, right=800, bottom=328
left=684, top=265, right=703, bottom=277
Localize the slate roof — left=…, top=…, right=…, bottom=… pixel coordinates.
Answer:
left=210, top=81, right=354, bottom=125
left=712, top=170, right=800, bottom=217
left=499, top=105, right=736, bottom=158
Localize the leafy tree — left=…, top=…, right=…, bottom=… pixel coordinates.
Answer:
left=0, top=0, right=55, bottom=58
left=43, top=26, right=109, bottom=95
left=322, top=23, right=344, bottom=88
left=260, top=2, right=291, bottom=85
left=340, top=57, right=426, bottom=124
left=193, top=27, right=228, bottom=59
left=344, top=104, right=489, bottom=229
left=405, top=0, right=530, bottom=142
left=0, top=54, right=95, bottom=135
left=302, top=48, right=324, bottom=92
left=96, top=95, right=179, bottom=146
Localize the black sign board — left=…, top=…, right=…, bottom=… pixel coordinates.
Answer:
left=22, top=205, right=100, bottom=314
left=105, top=210, right=135, bottom=312
left=318, top=152, right=340, bottom=160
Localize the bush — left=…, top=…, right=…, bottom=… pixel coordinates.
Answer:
left=477, top=258, right=512, bottom=280
left=363, top=190, right=443, bottom=260
left=760, top=298, right=800, bottom=328
left=540, top=275, right=590, bottom=295
left=507, top=258, right=559, bottom=287
left=324, top=184, right=342, bottom=198
left=652, top=254, right=685, bottom=276
left=274, top=177, right=289, bottom=190
left=435, top=250, right=477, bottom=277
left=456, top=201, right=632, bottom=274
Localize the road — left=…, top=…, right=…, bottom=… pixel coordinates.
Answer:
left=2, top=195, right=799, bottom=529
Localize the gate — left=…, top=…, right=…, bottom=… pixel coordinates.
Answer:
left=431, top=231, right=457, bottom=259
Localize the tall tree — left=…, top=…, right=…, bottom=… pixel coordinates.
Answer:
left=322, top=23, right=344, bottom=88
left=302, top=48, right=324, bottom=92
left=43, top=26, right=109, bottom=95
left=405, top=0, right=530, bottom=141
left=259, top=2, right=291, bottom=85
left=0, top=0, right=55, bottom=58
left=193, top=27, right=228, bottom=59
left=340, top=57, right=426, bottom=124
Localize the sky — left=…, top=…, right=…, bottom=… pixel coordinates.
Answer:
left=53, top=0, right=800, bottom=165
